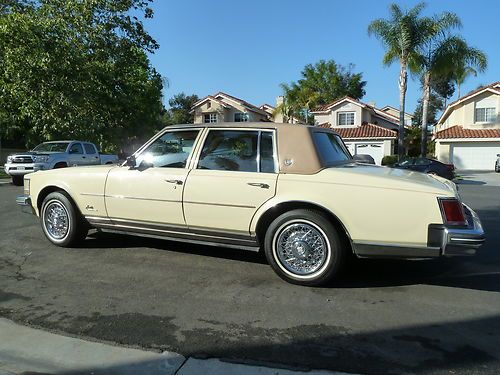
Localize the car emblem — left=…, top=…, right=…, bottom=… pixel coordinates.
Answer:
left=284, top=159, right=293, bottom=166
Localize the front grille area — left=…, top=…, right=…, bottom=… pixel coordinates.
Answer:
left=12, top=156, right=33, bottom=163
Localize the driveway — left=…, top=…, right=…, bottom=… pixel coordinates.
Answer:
left=0, top=183, right=499, bottom=375
left=456, top=171, right=500, bottom=186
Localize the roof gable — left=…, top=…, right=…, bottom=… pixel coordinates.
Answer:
left=438, top=82, right=500, bottom=124
left=192, top=91, right=268, bottom=116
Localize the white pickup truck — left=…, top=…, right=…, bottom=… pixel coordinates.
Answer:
left=4, top=141, right=118, bottom=185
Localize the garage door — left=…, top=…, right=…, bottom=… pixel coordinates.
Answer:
left=451, top=143, right=500, bottom=170
left=355, top=143, right=384, bottom=165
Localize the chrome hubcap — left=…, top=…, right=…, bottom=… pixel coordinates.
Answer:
left=44, top=201, right=69, bottom=240
left=275, top=222, right=328, bottom=276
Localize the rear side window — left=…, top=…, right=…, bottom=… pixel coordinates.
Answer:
left=198, top=130, right=259, bottom=172
left=312, top=132, right=350, bottom=165
left=84, top=143, right=97, bottom=154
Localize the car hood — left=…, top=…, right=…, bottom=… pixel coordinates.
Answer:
left=319, top=163, right=457, bottom=196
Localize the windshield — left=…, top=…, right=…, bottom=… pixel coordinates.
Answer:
left=312, top=131, right=351, bottom=165
left=32, top=142, right=70, bottom=153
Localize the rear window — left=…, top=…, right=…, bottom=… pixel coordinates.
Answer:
left=312, top=132, right=351, bottom=165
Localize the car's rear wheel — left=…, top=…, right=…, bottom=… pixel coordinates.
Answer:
left=41, top=192, right=88, bottom=247
left=264, top=209, right=346, bottom=286
left=11, top=175, right=23, bottom=186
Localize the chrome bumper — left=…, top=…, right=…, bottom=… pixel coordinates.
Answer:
left=16, top=195, right=34, bottom=214
left=441, top=204, right=485, bottom=256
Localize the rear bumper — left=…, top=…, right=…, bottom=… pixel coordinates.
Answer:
left=440, top=204, right=485, bottom=256
left=354, top=204, right=485, bottom=259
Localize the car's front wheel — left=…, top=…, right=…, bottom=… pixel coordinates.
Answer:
left=264, top=209, right=346, bottom=286
left=40, top=192, right=88, bottom=247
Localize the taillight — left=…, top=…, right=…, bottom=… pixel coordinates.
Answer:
left=438, top=198, right=466, bottom=226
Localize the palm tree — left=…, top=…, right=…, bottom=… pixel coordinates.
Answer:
left=454, top=66, right=478, bottom=98
left=368, top=2, right=430, bottom=159
left=412, top=25, right=486, bottom=156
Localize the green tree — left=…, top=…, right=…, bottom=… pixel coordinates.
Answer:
left=279, top=60, right=366, bottom=124
left=454, top=66, right=478, bottom=98
left=412, top=92, right=444, bottom=129
left=0, top=0, right=164, bottom=153
left=161, top=93, right=199, bottom=126
left=413, top=31, right=486, bottom=156
left=368, top=2, right=431, bottom=159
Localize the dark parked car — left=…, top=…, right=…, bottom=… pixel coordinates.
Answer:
left=393, top=157, right=455, bottom=180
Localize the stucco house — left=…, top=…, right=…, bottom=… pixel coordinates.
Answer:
left=191, top=92, right=271, bottom=124
left=311, top=97, right=398, bottom=165
left=380, top=105, right=414, bottom=126
left=434, top=81, right=500, bottom=170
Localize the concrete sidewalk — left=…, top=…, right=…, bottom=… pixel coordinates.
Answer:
left=0, top=318, right=355, bottom=375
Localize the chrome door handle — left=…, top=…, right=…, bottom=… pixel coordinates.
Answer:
left=165, top=179, right=183, bottom=185
left=247, top=182, right=269, bottom=189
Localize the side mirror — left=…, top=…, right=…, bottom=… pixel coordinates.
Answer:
left=125, top=155, right=136, bottom=168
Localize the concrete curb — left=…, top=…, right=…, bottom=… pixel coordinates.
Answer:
left=0, top=318, right=360, bottom=375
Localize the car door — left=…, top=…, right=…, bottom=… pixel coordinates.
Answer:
left=83, top=143, right=100, bottom=165
left=104, top=129, right=202, bottom=227
left=183, top=128, right=278, bottom=235
left=67, top=142, right=86, bottom=166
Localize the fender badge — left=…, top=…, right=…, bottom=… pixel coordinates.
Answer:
left=284, top=159, right=293, bottom=166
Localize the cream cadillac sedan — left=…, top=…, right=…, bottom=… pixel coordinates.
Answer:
left=16, top=123, right=485, bottom=286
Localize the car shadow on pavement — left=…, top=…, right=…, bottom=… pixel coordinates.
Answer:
left=83, top=231, right=268, bottom=265
left=76, top=205, right=500, bottom=293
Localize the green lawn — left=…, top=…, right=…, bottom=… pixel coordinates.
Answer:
left=0, top=170, right=9, bottom=179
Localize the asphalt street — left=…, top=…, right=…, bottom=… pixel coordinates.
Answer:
left=0, top=180, right=499, bottom=375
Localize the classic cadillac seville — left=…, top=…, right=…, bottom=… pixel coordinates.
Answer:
left=16, top=123, right=485, bottom=286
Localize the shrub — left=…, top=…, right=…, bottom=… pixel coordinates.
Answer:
left=381, top=155, right=398, bottom=166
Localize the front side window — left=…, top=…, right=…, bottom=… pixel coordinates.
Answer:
left=338, top=112, right=355, bottom=126
left=69, top=143, right=83, bottom=154
left=312, top=132, right=351, bottom=165
left=234, top=112, right=249, bottom=122
left=204, top=113, right=218, bottom=123
left=136, top=130, right=200, bottom=168
left=198, top=130, right=259, bottom=172
left=475, top=107, right=496, bottom=123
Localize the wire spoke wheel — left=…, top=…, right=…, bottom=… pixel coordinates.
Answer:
left=43, top=200, right=70, bottom=240
left=274, top=220, right=330, bottom=277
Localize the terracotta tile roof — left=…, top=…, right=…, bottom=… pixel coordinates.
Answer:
left=319, top=122, right=397, bottom=139
left=435, top=125, right=500, bottom=139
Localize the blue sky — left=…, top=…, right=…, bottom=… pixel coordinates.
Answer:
left=144, top=0, right=499, bottom=113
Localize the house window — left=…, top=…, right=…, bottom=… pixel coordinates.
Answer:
left=204, top=113, right=218, bottom=123
left=234, top=112, right=249, bottom=122
left=338, top=112, right=355, bottom=126
left=475, top=107, right=496, bottom=123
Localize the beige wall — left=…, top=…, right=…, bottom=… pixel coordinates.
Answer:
left=383, top=107, right=412, bottom=125
left=435, top=141, right=452, bottom=163
left=438, top=91, right=500, bottom=131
